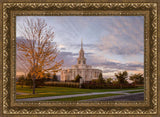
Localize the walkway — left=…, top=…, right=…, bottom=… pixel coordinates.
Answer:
left=80, top=92, right=144, bottom=101
left=16, top=89, right=144, bottom=101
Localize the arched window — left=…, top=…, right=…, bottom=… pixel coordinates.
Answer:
left=78, top=61, right=81, bottom=64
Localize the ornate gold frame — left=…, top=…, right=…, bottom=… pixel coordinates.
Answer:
left=0, top=0, right=159, bottom=116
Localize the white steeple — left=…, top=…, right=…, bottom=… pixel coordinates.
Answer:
left=77, top=39, right=86, bottom=65
left=81, top=39, right=83, bottom=49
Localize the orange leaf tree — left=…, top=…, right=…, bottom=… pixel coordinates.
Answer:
left=17, top=18, right=63, bottom=94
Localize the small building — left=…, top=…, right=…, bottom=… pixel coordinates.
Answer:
left=61, top=40, right=102, bottom=82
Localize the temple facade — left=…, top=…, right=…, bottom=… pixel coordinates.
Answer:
left=60, top=40, right=102, bottom=82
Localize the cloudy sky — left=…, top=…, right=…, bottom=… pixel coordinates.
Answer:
left=16, top=16, right=144, bottom=78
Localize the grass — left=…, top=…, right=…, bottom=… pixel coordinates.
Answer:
left=16, top=85, right=144, bottom=99
left=46, top=94, right=122, bottom=101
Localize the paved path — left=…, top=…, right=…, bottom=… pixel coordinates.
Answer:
left=80, top=92, right=144, bottom=101
left=16, top=89, right=143, bottom=101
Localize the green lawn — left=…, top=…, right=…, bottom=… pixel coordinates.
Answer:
left=46, top=94, right=122, bottom=101
left=16, top=85, right=144, bottom=99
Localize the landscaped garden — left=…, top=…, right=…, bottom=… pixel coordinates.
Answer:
left=16, top=85, right=144, bottom=99
left=16, top=70, right=144, bottom=101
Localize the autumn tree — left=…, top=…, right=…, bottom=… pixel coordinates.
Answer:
left=17, top=18, right=63, bottom=94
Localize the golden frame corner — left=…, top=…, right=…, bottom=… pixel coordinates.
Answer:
left=0, top=0, right=159, bottom=116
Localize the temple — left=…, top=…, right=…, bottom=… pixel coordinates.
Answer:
left=60, top=40, right=102, bottom=82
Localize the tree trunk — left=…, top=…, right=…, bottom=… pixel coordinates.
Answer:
left=32, top=76, right=36, bottom=94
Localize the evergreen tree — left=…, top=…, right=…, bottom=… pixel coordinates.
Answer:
left=46, top=73, right=51, bottom=81
left=74, top=74, right=82, bottom=82
left=52, top=73, right=58, bottom=81
left=130, top=73, right=144, bottom=84
left=115, top=71, right=128, bottom=84
left=106, top=78, right=113, bottom=85
left=98, top=73, right=105, bottom=84
left=18, top=75, right=25, bottom=88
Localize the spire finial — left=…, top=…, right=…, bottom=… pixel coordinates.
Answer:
left=81, top=39, right=83, bottom=49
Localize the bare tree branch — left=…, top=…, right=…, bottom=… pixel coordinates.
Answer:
left=17, top=18, right=64, bottom=94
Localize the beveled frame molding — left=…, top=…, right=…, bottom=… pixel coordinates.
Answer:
left=1, top=1, right=158, bottom=115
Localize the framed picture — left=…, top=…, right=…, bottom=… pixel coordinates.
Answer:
left=0, top=0, right=159, bottom=116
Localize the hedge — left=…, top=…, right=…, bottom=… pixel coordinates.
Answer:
left=44, top=81, right=79, bottom=88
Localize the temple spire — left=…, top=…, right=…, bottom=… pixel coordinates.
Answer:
left=77, top=39, right=86, bottom=65
left=81, top=39, right=83, bottom=49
